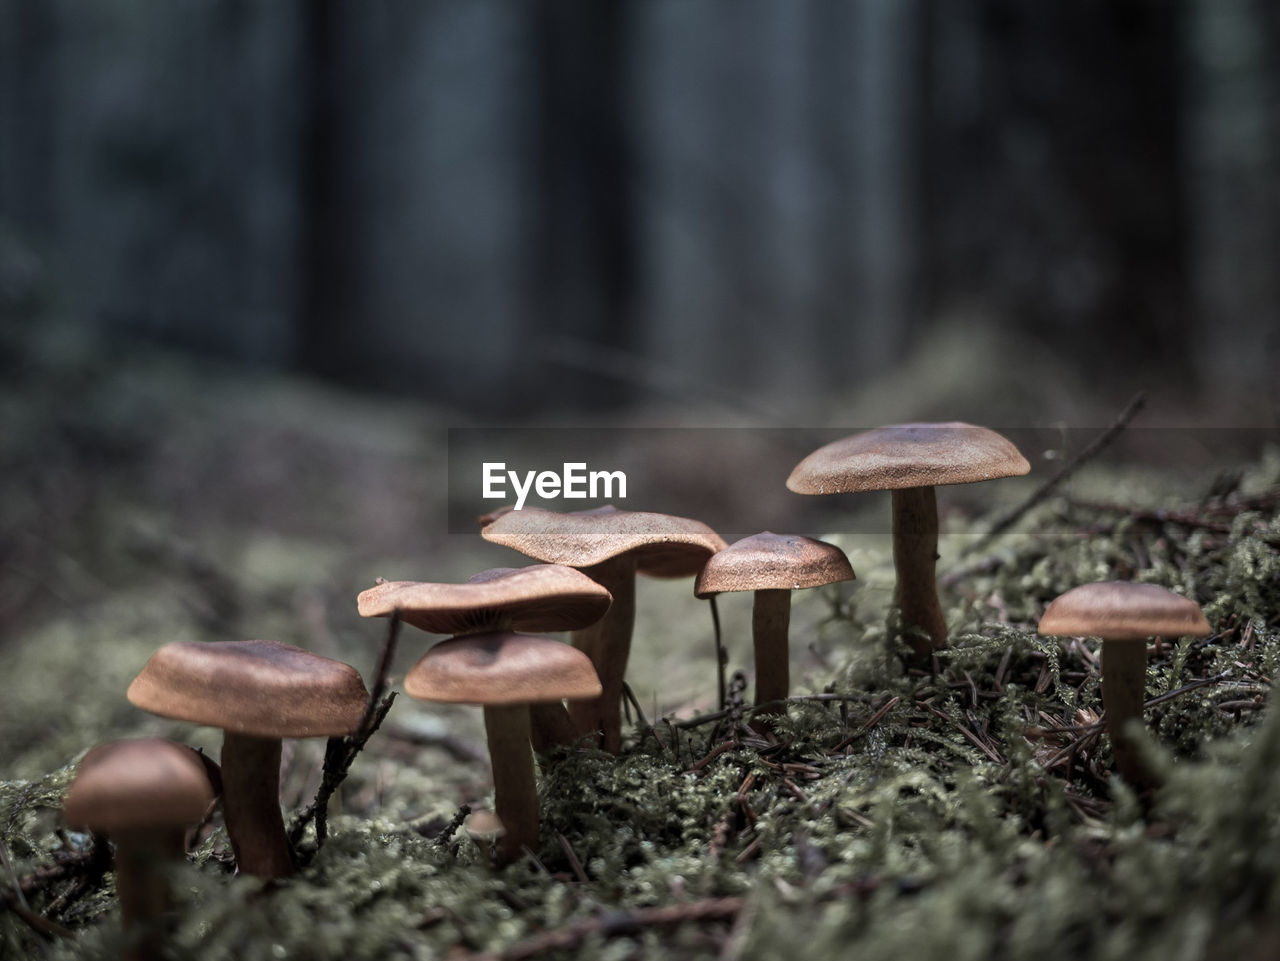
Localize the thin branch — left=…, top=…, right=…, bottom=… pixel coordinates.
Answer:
left=1143, top=671, right=1231, bottom=708
left=0, top=840, right=108, bottom=935
left=1063, top=498, right=1274, bottom=539
left=556, top=832, right=589, bottom=884
left=961, top=391, right=1146, bottom=557
left=288, top=613, right=401, bottom=848
left=621, top=682, right=667, bottom=752
left=709, top=596, right=727, bottom=712
left=3, top=896, right=74, bottom=940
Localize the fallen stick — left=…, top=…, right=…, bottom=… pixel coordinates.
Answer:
left=288, top=613, right=401, bottom=848
left=961, top=391, right=1147, bottom=558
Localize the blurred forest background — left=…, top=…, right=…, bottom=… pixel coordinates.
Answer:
left=2, top=0, right=1278, bottom=424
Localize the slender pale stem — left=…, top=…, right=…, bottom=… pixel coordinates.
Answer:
left=1102, top=639, right=1154, bottom=789
left=891, top=486, right=947, bottom=656
left=484, top=703, right=537, bottom=865
left=220, top=733, right=295, bottom=879
left=568, top=555, right=637, bottom=752
left=752, top=589, right=791, bottom=714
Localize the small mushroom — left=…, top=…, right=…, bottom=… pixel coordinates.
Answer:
left=404, top=630, right=601, bottom=864
left=787, top=423, right=1029, bottom=657
left=1038, top=581, right=1211, bottom=788
left=127, top=640, right=369, bottom=879
left=357, top=564, right=612, bottom=751
left=63, top=739, right=215, bottom=961
left=694, top=532, right=854, bottom=715
left=480, top=505, right=726, bottom=751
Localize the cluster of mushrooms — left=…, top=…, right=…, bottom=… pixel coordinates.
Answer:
left=61, top=422, right=1214, bottom=954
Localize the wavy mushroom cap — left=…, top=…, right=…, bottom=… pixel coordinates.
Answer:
left=357, top=564, right=612, bottom=636
left=786, top=422, right=1030, bottom=494
left=481, top=505, right=727, bottom=578
left=404, top=631, right=602, bottom=706
left=695, top=532, right=855, bottom=597
left=64, top=738, right=215, bottom=833
left=128, top=640, right=369, bottom=739
left=1038, top=581, right=1212, bottom=641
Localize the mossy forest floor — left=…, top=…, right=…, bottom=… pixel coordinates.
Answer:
left=3, top=334, right=1280, bottom=960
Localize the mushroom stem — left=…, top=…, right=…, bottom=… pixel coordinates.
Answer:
left=891, top=486, right=947, bottom=656
left=219, top=733, right=295, bottom=879
left=529, top=701, right=580, bottom=754
left=483, top=703, right=538, bottom=865
left=568, top=554, right=637, bottom=752
left=752, top=589, right=791, bottom=714
left=1101, top=640, right=1153, bottom=788
left=112, top=827, right=186, bottom=961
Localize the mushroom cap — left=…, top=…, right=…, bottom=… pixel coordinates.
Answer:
left=480, top=505, right=727, bottom=578
left=694, top=532, right=855, bottom=597
left=1038, top=581, right=1212, bottom=641
left=786, top=422, right=1030, bottom=494
left=64, top=739, right=215, bottom=833
left=404, top=631, right=602, bottom=706
left=128, top=640, right=369, bottom=739
left=357, top=565, right=612, bottom=636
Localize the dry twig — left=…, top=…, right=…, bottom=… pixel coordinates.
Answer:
left=288, top=613, right=401, bottom=848
left=962, top=391, right=1147, bottom=558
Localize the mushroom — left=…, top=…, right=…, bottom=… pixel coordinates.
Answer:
left=403, top=630, right=601, bottom=864
left=694, top=532, right=854, bottom=715
left=787, top=423, right=1029, bottom=657
left=357, top=564, right=611, bottom=751
left=63, top=738, right=215, bottom=961
left=480, top=505, right=726, bottom=751
left=127, top=640, right=369, bottom=879
left=1038, top=580, right=1211, bottom=788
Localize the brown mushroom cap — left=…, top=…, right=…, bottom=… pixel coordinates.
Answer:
left=1038, top=581, right=1212, bottom=641
left=357, top=565, right=612, bottom=635
left=64, top=739, right=215, bottom=833
left=480, top=505, right=727, bottom=578
left=786, top=422, right=1030, bottom=494
left=127, top=640, right=369, bottom=739
left=694, top=532, right=855, bottom=597
left=404, top=631, right=602, bottom=705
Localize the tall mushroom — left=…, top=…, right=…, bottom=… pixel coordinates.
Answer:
left=480, top=505, right=726, bottom=751
left=63, top=739, right=215, bottom=961
left=403, top=630, right=601, bottom=864
left=1038, top=580, right=1211, bottom=789
left=127, top=640, right=368, bottom=879
left=357, top=564, right=612, bottom=750
left=787, top=423, right=1029, bottom=657
left=694, top=532, right=854, bottom=715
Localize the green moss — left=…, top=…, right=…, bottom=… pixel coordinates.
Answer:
left=5, top=349, right=1280, bottom=958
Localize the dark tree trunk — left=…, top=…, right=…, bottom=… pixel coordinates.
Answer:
left=529, top=2, right=636, bottom=408
left=916, top=0, right=1194, bottom=387
left=295, top=0, right=358, bottom=382
left=0, top=0, right=58, bottom=232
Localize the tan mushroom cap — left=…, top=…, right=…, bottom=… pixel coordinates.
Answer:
left=357, top=565, right=612, bottom=636
left=404, top=631, right=602, bottom=706
left=695, top=532, right=855, bottom=597
left=128, top=640, right=369, bottom=739
left=1038, top=581, right=1212, bottom=641
left=481, top=505, right=727, bottom=578
left=64, top=739, right=215, bottom=833
left=786, top=422, right=1030, bottom=494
